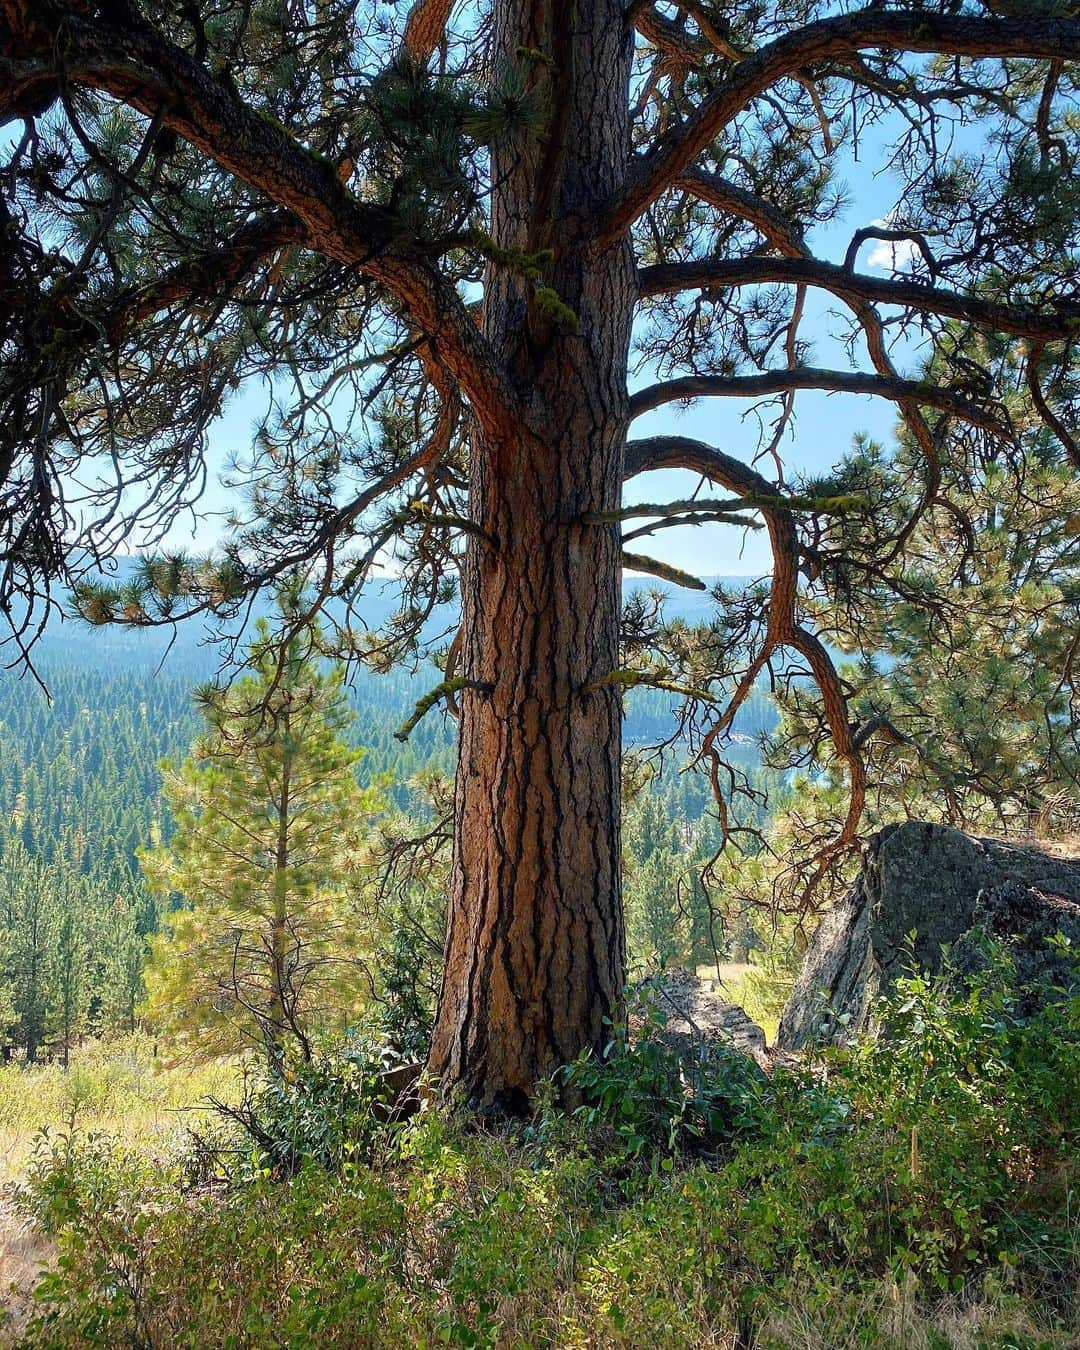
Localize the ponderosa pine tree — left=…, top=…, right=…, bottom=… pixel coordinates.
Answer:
left=142, top=612, right=383, bottom=1072
left=2, top=0, right=1079, bottom=1104
left=781, top=450, right=1080, bottom=823
left=0, top=843, right=145, bottom=1059
left=746, top=438, right=1080, bottom=921
left=0, top=844, right=53, bottom=1062
left=97, top=889, right=151, bottom=1036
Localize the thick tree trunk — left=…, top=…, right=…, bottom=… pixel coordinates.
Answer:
left=428, top=0, right=636, bottom=1108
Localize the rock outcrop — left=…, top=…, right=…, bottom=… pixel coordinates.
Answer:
left=650, top=969, right=769, bottom=1066
left=777, top=822, right=1080, bottom=1050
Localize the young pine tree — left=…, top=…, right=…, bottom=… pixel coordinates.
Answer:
left=0, top=844, right=57, bottom=1063
left=142, top=622, right=384, bottom=1074
left=95, top=886, right=151, bottom=1038
left=0, top=846, right=129, bottom=1062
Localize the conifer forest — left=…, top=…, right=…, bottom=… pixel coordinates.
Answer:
left=1, top=0, right=1080, bottom=1344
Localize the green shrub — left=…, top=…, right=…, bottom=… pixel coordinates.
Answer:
left=550, top=998, right=769, bottom=1156
left=13, top=1127, right=169, bottom=1347
left=8, top=938, right=1079, bottom=1348
left=193, top=1035, right=416, bottom=1180
left=696, top=938, right=1080, bottom=1304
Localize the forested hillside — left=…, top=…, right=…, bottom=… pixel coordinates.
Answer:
left=0, top=665, right=197, bottom=874
left=0, top=580, right=778, bottom=1063
left=0, top=575, right=772, bottom=867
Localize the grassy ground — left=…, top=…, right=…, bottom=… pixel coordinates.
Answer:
left=0, top=1198, right=46, bottom=1340
left=4, top=1097, right=1075, bottom=1349
left=696, top=960, right=755, bottom=987
left=2, top=970, right=1077, bottom=1349
left=0, top=1036, right=235, bottom=1339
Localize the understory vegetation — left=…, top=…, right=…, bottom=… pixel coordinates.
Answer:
left=4, top=950, right=1078, bottom=1349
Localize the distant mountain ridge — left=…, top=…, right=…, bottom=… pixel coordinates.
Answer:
left=20, top=571, right=757, bottom=676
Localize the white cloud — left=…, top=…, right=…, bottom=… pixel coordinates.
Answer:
left=863, top=217, right=921, bottom=271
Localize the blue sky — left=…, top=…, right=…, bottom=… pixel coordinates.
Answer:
left=623, top=119, right=937, bottom=576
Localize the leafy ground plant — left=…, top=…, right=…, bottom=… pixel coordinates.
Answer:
left=6, top=939, right=1079, bottom=1348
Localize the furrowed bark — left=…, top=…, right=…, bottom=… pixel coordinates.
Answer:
left=401, top=0, right=455, bottom=65
left=427, top=0, right=635, bottom=1110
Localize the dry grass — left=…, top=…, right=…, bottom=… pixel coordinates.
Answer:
left=1015, top=830, right=1080, bottom=861
left=0, top=1037, right=235, bottom=1158
left=757, top=1276, right=1080, bottom=1349
left=975, top=819, right=1080, bottom=860
left=695, top=960, right=755, bottom=986
left=0, top=1197, right=51, bottom=1342
left=0, top=1036, right=237, bottom=1340
left=695, top=961, right=784, bottom=1043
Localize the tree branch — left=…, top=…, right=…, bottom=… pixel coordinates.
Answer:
left=625, top=434, right=799, bottom=620
left=625, top=434, right=867, bottom=883
left=638, top=256, right=1080, bottom=343
left=1, top=3, right=522, bottom=437
left=603, top=9, right=1080, bottom=243
left=632, top=5, right=705, bottom=68
left=668, top=171, right=946, bottom=553
left=629, top=369, right=1012, bottom=438
left=674, top=170, right=805, bottom=253
left=100, top=211, right=307, bottom=343
left=400, top=0, right=455, bottom=67
left=620, top=551, right=708, bottom=590
left=1027, top=342, right=1080, bottom=470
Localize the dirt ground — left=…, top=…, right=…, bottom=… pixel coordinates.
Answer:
left=0, top=1192, right=49, bottom=1341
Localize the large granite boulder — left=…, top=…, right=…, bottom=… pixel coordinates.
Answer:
left=777, top=822, right=1080, bottom=1050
